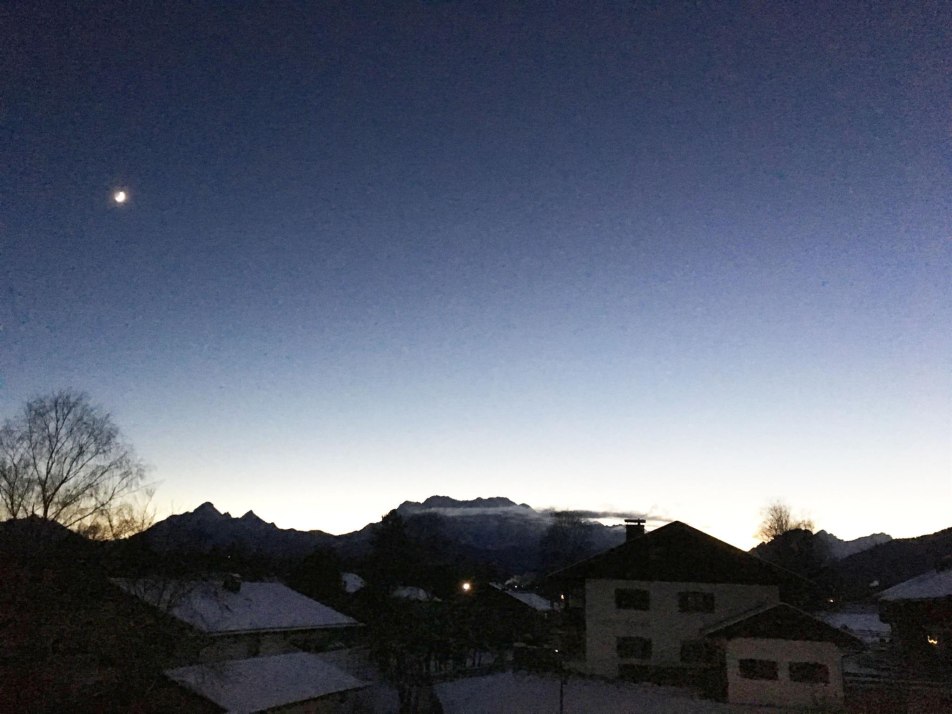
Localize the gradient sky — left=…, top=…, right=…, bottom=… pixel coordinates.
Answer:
left=2, top=2, right=949, bottom=548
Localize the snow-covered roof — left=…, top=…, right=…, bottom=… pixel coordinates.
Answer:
left=114, top=578, right=359, bottom=634
left=342, top=572, right=365, bottom=594
left=391, top=585, right=435, bottom=601
left=703, top=603, right=864, bottom=649
left=490, top=585, right=557, bottom=612
left=165, top=652, right=369, bottom=713
left=506, top=591, right=556, bottom=612
left=815, top=612, right=890, bottom=644
left=878, top=568, right=952, bottom=602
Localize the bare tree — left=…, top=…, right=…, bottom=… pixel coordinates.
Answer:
left=539, top=511, right=593, bottom=573
left=0, top=390, right=147, bottom=531
left=78, top=487, right=157, bottom=540
left=756, top=499, right=815, bottom=542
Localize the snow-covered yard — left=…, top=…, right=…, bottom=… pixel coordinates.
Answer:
left=435, top=672, right=745, bottom=713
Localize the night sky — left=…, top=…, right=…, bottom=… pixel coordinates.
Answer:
left=3, top=2, right=949, bottom=546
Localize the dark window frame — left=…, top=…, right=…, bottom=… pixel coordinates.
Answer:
left=616, top=636, right=652, bottom=660
left=738, top=658, right=779, bottom=680
left=679, top=639, right=716, bottom=664
left=677, top=591, right=715, bottom=613
left=789, top=661, right=830, bottom=684
left=614, top=588, right=650, bottom=610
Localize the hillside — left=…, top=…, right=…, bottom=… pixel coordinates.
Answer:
left=822, top=526, right=952, bottom=600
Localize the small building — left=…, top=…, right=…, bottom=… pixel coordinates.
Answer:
left=114, top=577, right=361, bottom=661
left=704, top=602, right=862, bottom=709
left=165, top=651, right=371, bottom=713
left=878, top=563, right=952, bottom=679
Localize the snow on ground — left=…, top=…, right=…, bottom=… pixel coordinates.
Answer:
left=435, top=672, right=743, bottom=713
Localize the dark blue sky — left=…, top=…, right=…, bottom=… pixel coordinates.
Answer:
left=2, top=2, right=949, bottom=544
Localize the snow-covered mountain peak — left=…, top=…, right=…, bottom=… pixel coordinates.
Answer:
left=814, top=530, right=893, bottom=560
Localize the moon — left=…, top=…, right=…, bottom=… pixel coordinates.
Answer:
left=113, top=189, right=128, bottom=204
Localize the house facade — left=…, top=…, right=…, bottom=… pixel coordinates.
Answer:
left=584, top=578, right=779, bottom=677
left=554, top=521, right=790, bottom=680
left=704, top=602, right=861, bottom=708
left=552, top=520, right=860, bottom=707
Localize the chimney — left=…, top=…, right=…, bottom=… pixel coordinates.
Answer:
left=625, top=518, right=646, bottom=541
left=222, top=573, right=242, bottom=593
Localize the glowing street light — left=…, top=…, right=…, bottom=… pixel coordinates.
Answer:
left=460, top=580, right=473, bottom=594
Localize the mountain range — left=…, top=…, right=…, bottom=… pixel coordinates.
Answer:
left=813, top=529, right=893, bottom=560
left=137, top=495, right=629, bottom=570
left=133, top=495, right=933, bottom=584
left=139, top=502, right=337, bottom=559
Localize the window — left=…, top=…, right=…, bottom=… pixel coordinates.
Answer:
left=615, top=588, right=649, bottom=610
left=616, top=636, right=652, bottom=659
left=678, top=591, right=715, bottom=613
left=789, top=662, right=829, bottom=683
left=680, top=640, right=716, bottom=664
left=738, top=658, right=779, bottom=680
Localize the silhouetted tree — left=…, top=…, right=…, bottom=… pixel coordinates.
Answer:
left=78, top=487, right=156, bottom=540
left=0, top=390, right=147, bottom=533
left=756, top=499, right=815, bottom=543
left=539, top=511, right=592, bottom=573
left=0, top=528, right=214, bottom=713
left=756, top=528, right=831, bottom=580
left=366, top=510, right=416, bottom=593
left=288, top=547, right=345, bottom=606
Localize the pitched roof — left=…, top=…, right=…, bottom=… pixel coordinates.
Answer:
left=113, top=578, right=359, bottom=634
left=165, top=652, right=369, bottom=713
left=551, top=521, right=794, bottom=586
left=505, top=590, right=558, bottom=612
left=877, top=567, right=952, bottom=602
left=703, top=603, right=864, bottom=650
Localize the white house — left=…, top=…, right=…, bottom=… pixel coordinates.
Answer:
left=551, top=520, right=861, bottom=707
